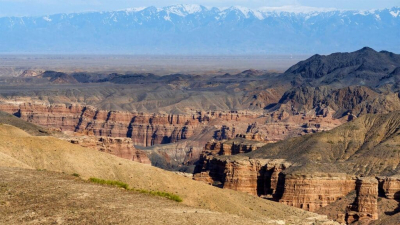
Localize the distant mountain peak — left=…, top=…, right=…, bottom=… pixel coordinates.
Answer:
left=0, top=6, right=399, bottom=54
left=163, top=4, right=206, bottom=16
left=258, top=5, right=338, bottom=14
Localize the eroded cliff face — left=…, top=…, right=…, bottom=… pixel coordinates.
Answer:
left=0, top=101, right=261, bottom=147
left=67, top=136, right=151, bottom=165
left=0, top=100, right=344, bottom=170
left=193, top=152, right=382, bottom=223
left=194, top=156, right=292, bottom=197
left=346, top=178, right=379, bottom=224
left=377, top=176, right=400, bottom=200
left=279, top=174, right=356, bottom=212
left=222, top=159, right=270, bottom=195
left=204, top=136, right=268, bottom=156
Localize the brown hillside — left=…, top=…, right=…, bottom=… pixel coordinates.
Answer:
left=246, top=111, right=400, bottom=176
left=0, top=167, right=268, bottom=225
left=0, top=124, right=336, bottom=225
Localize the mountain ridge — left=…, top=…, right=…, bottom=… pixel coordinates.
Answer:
left=0, top=5, right=399, bottom=54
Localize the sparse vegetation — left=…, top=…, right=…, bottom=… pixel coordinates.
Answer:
left=72, top=173, right=80, bottom=177
left=89, top=177, right=129, bottom=190
left=132, top=188, right=183, bottom=202
left=348, top=125, right=360, bottom=131
left=88, top=177, right=182, bottom=202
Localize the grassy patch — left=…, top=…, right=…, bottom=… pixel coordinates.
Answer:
left=72, top=173, right=80, bottom=177
left=88, top=177, right=129, bottom=190
left=88, top=177, right=182, bottom=202
left=133, top=189, right=183, bottom=202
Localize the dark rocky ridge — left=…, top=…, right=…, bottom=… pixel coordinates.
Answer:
left=285, top=47, right=400, bottom=87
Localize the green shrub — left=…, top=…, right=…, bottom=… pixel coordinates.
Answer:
left=88, top=177, right=129, bottom=190
left=72, top=173, right=80, bottom=177
left=88, top=177, right=182, bottom=202
left=132, top=189, right=183, bottom=202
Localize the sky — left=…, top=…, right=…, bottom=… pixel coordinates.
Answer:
left=0, top=0, right=399, bottom=17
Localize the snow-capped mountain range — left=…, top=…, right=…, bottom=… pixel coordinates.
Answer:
left=0, top=4, right=399, bottom=54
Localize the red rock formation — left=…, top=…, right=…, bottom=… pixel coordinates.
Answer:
left=67, top=136, right=151, bottom=165
left=223, top=159, right=271, bottom=195
left=279, top=174, right=356, bottom=212
left=236, top=133, right=264, bottom=141
left=262, top=160, right=291, bottom=198
left=193, top=155, right=292, bottom=196
left=203, top=138, right=267, bottom=156
left=377, top=176, right=400, bottom=200
left=346, top=177, right=378, bottom=223
left=0, top=100, right=344, bottom=150
left=0, top=101, right=260, bottom=147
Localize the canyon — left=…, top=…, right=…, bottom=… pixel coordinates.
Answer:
left=0, top=100, right=342, bottom=171
left=0, top=47, right=400, bottom=224
left=193, top=111, right=400, bottom=224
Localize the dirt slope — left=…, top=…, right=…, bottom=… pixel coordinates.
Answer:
left=0, top=167, right=271, bottom=225
left=0, top=124, right=336, bottom=224
left=0, top=111, right=50, bottom=136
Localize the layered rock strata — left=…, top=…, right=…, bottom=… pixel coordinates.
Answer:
left=346, top=177, right=379, bottom=223
left=195, top=156, right=356, bottom=212
left=204, top=137, right=267, bottom=156
left=194, top=155, right=383, bottom=223
left=377, top=175, right=400, bottom=200
left=67, top=136, right=151, bottom=165
left=0, top=101, right=259, bottom=147
left=193, top=157, right=291, bottom=196
left=279, top=174, right=356, bottom=212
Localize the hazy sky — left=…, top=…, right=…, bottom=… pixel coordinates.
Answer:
left=0, top=0, right=399, bottom=17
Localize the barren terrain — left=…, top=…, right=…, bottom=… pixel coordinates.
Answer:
left=0, top=124, right=336, bottom=224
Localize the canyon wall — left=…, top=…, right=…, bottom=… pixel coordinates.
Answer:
left=279, top=174, right=356, bottom=212
left=194, top=155, right=383, bottom=223
left=0, top=101, right=259, bottom=146
left=193, top=157, right=291, bottom=196
left=194, top=156, right=356, bottom=211
left=0, top=100, right=344, bottom=168
left=67, top=136, right=151, bottom=165
left=203, top=137, right=268, bottom=156
left=377, top=175, right=400, bottom=200
left=346, top=177, right=379, bottom=223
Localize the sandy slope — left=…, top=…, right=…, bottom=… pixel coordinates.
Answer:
left=0, top=124, right=337, bottom=224
left=0, top=167, right=271, bottom=225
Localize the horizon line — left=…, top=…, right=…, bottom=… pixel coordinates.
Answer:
left=1, top=4, right=399, bottom=18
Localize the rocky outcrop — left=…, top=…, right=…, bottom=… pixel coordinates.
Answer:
left=346, top=177, right=378, bottom=223
left=279, top=174, right=356, bottom=212
left=193, top=153, right=388, bottom=223
left=377, top=175, right=400, bottom=200
left=0, top=101, right=259, bottom=148
left=19, top=70, right=44, bottom=78
left=223, top=159, right=270, bottom=195
left=194, top=156, right=357, bottom=213
left=193, top=112, right=400, bottom=223
left=193, top=157, right=291, bottom=196
left=0, top=100, right=345, bottom=172
left=204, top=137, right=267, bottom=156
left=67, top=136, right=151, bottom=165
left=236, top=133, right=264, bottom=141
